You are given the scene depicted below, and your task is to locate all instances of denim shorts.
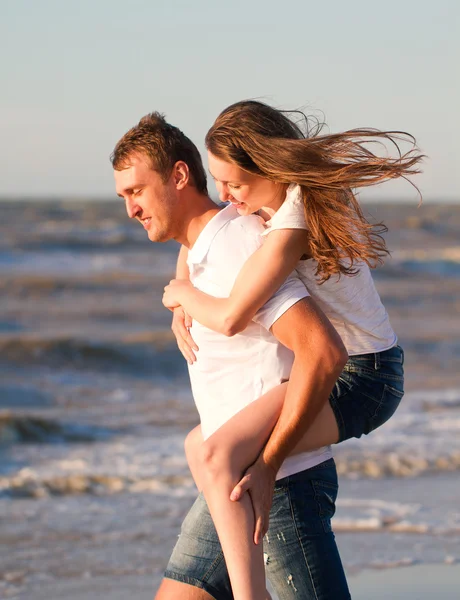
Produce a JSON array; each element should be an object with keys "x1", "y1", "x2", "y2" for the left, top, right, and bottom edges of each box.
[
  {"x1": 165, "y1": 458, "x2": 351, "y2": 600},
  {"x1": 330, "y1": 344, "x2": 405, "y2": 442}
]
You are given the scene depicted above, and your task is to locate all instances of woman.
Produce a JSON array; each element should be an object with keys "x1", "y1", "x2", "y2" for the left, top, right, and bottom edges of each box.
[{"x1": 163, "y1": 100, "x2": 423, "y2": 600}]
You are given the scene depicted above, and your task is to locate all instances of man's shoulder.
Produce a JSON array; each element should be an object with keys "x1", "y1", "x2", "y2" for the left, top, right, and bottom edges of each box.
[
  {"x1": 205, "y1": 207, "x2": 264, "y2": 272},
  {"x1": 220, "y1": 206, "x2": 266, "y2": 238}
]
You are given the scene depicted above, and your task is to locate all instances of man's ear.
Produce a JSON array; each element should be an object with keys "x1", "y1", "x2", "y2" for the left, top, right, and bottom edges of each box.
[{"x1": 173, "y1": 161, "x2": 190, "y2": 190}]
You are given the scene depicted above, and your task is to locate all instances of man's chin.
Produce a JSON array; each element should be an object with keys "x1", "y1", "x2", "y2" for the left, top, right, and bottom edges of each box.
[{"x1": 147, "y1": 229, "x2": 170, "y2": 243}]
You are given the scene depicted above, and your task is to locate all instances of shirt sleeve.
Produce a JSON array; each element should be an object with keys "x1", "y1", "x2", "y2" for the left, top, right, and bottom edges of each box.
[
  {"x1": 261, "y1": 184, "x2": 308, "y2": 236},
  {"x1": 225, "y1": 214, "x2": 310, "y2": 331},
  {"x1": 253, "y1": 273, "x2": 310, "y2": 331}
]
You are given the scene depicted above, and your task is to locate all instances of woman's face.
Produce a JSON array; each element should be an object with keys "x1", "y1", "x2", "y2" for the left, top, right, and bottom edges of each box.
[{"x1": 208, "y1": 152, "x2": 284, "y2": 216}]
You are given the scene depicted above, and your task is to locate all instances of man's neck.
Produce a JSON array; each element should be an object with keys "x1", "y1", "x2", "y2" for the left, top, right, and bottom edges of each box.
[{"x1": 175, "y1": 192, "x2": 221, "y2": 249}]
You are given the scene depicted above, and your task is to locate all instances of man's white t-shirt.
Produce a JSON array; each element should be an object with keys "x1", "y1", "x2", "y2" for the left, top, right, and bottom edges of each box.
[{"x1": 187, "y1": 204, "x2": 332, "y2": 480}]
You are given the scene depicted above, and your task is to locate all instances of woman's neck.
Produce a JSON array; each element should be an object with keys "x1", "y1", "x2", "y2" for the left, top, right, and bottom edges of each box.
[{"x1": 259, "y1": 183, "x2": 289, "y2": 221}]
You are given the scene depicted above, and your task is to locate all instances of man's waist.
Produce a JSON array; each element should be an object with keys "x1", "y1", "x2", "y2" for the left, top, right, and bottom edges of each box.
[{"x1": 276, "y1": 447, "x2": 334, "y2": 481}]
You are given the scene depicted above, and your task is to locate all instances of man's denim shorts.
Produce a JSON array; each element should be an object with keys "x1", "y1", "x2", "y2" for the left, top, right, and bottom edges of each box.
[
  {"x1": 165, "y1": 458, "x2": 351, "y2": 600},
  {"x1": 330, "y1": 344, "x2": 405, "y2": 442}
]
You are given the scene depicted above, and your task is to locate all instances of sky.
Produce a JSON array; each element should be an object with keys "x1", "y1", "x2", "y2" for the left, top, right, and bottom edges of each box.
[{"x1": 1, "y1": 0, "x2": 459, "y2": 202}]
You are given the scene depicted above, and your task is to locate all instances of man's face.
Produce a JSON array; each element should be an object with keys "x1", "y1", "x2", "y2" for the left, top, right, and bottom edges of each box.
[{"x1": 114, "y1": 153, "x2": 178, "y2": 243}]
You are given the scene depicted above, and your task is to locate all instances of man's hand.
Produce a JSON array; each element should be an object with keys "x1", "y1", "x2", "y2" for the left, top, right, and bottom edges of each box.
[
  {"x1": 171, "y1": 307, "x2": 198, "y2": 364},
  {"x1": 230, "y1": 456, "x2": 277, "y2": 545}
]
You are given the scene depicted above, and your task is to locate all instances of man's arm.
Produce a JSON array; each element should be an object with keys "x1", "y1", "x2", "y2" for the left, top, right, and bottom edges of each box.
[
  {"x1": 175, "y1": 245, "x2": 190, "y2": 279},
  {"x1": 262, "y1": 296, "x2": 347, "y2": 474},
  {"x1": 230, "y1": 294, "x2": 347, "y2": 544},
  {"x1": 170, "y1": 246, "x2": 198, "y2": 364}
]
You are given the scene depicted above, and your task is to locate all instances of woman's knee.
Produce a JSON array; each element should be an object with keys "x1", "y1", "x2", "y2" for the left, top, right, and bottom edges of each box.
[
  {"x1": 200, "y1": 439, "x2": 235, "y2": 482},
  {"x1": 184, "y1": 426, "x2": 202, "y2": 465},
  {"x1": 184, "y1": 428, "x2": 233, "y2": 482}
]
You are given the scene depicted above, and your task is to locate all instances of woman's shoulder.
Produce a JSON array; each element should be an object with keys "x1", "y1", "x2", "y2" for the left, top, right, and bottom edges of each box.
[{"x1": 265, "y1": 184, "x2": 308, "y2": 233}]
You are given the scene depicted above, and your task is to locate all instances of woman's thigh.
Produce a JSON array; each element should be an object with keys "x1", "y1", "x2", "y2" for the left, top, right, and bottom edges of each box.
[
  {"x1": 264, "y1": 459, "x2": 351, "y2": 600},
  {"x1": 202, "y1": 382, "x2": 287, "y2": 475}
]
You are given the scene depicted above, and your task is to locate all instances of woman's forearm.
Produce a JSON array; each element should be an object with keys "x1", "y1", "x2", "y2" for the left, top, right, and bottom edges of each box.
[
  {"x1": 178, "y1": 287, "x2": 239, "y2": 336},
  {"x1": 174, "y1": 246, "x2": 241, "y2": 335}
]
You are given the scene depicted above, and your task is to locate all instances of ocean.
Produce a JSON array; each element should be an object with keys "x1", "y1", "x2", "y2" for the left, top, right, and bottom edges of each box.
[{"x1": 0, "y1": 199, "x2": 459, "y2": 598}]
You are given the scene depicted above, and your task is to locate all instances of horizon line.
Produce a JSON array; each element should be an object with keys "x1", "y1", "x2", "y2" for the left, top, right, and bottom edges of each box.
[{"x1": 0, "y1": 195, "x2": 458, "y2": 205}]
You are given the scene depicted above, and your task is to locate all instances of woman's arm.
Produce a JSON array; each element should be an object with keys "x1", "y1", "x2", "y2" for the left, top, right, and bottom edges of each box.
[{"x1": 163, "y1": 229, "x2": 307, "y2": 336}]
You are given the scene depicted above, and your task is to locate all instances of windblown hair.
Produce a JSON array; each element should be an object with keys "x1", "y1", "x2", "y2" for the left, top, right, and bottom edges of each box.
[
  {"x1": 111, "y1": 112, "x2": 208, "y2": 194},
  {"x1": 205, "y1": 100, "x2": 424, "y2": 281}
]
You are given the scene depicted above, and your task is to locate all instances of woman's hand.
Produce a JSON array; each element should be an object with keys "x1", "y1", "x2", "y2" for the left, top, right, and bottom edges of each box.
[
  {"x1": 230, "y1": 456, "x2": 277, "y2": 545},
  {"x1": 171, "y1": 306, "x2": 198, "y2": 364},
  {"x1": 163, "y1": 279, "x2": 193, "y2": 310}
]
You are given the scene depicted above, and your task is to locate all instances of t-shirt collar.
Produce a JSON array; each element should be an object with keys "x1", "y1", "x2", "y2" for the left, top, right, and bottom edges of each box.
[{"x1": 187, "y1": 204, "x2": 238, "y2": 265}]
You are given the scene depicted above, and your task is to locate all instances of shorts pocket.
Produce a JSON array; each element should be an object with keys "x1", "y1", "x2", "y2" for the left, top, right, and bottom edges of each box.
[{"x1": 368, "y1": 383, "x2": 405, "y2": 433}]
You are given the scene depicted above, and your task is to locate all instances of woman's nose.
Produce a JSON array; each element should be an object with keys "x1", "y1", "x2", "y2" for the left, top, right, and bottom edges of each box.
[{"x1": 219, "y1": 184, "x2": 232, "y2": 203}]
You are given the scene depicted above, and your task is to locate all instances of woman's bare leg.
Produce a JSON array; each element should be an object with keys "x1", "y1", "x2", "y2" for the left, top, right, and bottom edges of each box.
[
  {"x1": 184, "y1": 426, "x2": 204, "y2": 491},
  {"x1": 197, "y1": 384, "x2": 286, "y2": 600},
  {"x1": 186, "y1": 391, "x2": 339, "y2": 484},
  {"x1": 291, "y1": 396, "x2": 340, "y2": 453}
]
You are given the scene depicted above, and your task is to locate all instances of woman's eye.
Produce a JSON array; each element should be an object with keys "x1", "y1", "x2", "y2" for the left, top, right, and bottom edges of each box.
[{"x1": 228, "y1": 184, "x2": 241, "y2": 190}]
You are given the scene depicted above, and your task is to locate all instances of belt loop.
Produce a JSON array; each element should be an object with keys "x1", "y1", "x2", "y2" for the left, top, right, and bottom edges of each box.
[{"x1": 374, "y1": 352, "x2": 381, "y2": 370}]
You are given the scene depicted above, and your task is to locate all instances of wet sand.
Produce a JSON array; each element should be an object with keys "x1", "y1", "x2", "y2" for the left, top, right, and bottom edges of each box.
[
  {"x1": 15, "y1": 564, "x2": 459, "y2": 599},
  {"x1": 348, "y1": 563, "x2": 460, "y2": 599}
]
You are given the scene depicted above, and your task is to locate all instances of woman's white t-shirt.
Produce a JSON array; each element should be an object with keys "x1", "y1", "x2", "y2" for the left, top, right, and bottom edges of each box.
[{"x1": 262, "y1": 185, "x2": 397, "y2": 355}]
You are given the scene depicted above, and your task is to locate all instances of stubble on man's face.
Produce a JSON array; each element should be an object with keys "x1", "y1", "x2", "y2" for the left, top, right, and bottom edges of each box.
[{"x1": 114, "y1": 154, "x2": 178, "y2": 243}]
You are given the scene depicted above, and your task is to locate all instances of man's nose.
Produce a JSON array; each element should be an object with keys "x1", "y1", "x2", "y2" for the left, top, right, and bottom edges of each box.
[{"x1": 125, "y1": 196, "x2": 140, "y2": 219}]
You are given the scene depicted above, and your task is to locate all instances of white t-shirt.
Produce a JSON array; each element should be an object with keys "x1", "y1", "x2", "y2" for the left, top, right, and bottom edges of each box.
[
  {"x1": 262, "y1": 185, "x2": 397, "y2": 355},
  {"x1": 187, "y1": 204, "x2": 333, "y2": 480}
]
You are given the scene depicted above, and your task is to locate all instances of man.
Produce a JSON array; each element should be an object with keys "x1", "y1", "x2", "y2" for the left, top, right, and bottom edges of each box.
[{"x1": 112, "y1": 113, "x2": 351, "y2": 599}]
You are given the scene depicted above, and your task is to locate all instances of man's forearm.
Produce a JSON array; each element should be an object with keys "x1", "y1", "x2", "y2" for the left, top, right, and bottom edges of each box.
[
  {"x1": 262, "y1": 297, "x2": 348, "y2": 474},
  {"x1": 260, "y1": 349, "x2": 344, "y2": 474}
]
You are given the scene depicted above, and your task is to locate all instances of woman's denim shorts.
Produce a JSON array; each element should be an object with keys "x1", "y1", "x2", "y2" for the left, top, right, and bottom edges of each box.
[{"x1": 330, "y1": 344, "x2": 405, "y2": 442}]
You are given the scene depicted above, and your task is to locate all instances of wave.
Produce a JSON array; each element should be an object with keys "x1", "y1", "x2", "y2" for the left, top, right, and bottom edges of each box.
[
  {"x1": 386, "y1": 247, "x2": 460, "y2": 279},
  {"x1": 335, "y1": 450, "x2": 460, "y2": 479},
  {"x1": 420, "y1": 389, "x2": 460, "y2": 412},
  {"x1": 393, "y1": 247, "x2": 460, "y2": 263},
  {"x1": 0, "y1": 331, "x2": 186, "y2": 377},
  {"x1": 0, "y1": 320, "x2": 23, "y2": 332},
  {"x1": 0, "y1": 385, "x2": 52, "y2": 408},
  {"x1": 0, "y1": 471, "x2": 195, "y2": 499},
  {"x1": 0, "y1": 272, "x2": 160, "y2": 295},
  {"x1": 0, "y1": 414, "x2": 113, "y2": 445}
]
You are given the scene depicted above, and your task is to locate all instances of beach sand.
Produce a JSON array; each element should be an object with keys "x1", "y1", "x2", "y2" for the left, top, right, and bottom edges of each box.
[
  {"x1": 348, "y1": 564, "x2": 460, "y2": 599},
  {"x1": 17, "y1": 564, "x2": 459, "y2": 599}
]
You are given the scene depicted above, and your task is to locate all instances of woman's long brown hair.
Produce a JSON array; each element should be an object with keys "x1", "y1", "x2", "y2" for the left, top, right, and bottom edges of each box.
[{"x1": 205, "y1": 100, "x2": 424, "y2": 281}]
